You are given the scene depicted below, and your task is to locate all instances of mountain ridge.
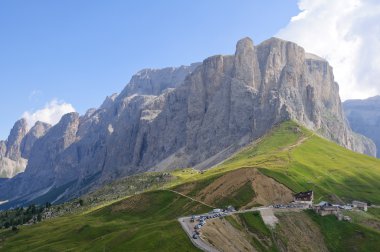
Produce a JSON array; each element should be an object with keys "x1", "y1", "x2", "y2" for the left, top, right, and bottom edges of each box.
[{"x1": 0, "y1": 37, "x2": 376, "y2": 209}]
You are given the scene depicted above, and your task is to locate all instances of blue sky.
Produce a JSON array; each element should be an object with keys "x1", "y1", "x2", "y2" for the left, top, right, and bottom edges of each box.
[{"x1": 0, "y1": 0, "x2": 299, "y2": 139}]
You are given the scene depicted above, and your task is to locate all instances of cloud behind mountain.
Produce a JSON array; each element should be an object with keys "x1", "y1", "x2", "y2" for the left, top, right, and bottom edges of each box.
[
  {"x1": 22, "y1": 99, "x2": 75, "y2": 128},
  {"x1": 277, "y1": 0, "x2": 380, "y2": 100}
]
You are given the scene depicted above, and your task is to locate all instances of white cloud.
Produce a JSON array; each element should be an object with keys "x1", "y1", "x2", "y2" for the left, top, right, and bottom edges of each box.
[
  {"x1": 277, "y1": 0, "x2": 380, "y2": 100},
  {"x1": 22, "y1": 99, "x2": 76, "y2": 128}
]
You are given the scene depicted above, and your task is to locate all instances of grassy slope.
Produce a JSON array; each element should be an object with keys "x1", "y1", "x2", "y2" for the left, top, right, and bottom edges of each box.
[
  {"x1": 209, "y1": 121, "x2": 380, "y2": 204},
  {"x1": 172, "y1": 121, "x2": 380, "y2": 206},
  {"x1": 1, "y1": 120, "x2": 380, "y2": 251},
  {"x1": 224, "y1": 212, "x2": 276, "y2": 252},
  {"x1": 238, "y1": 212, "x2": 277, "y2": 252},
  {"x1": 173, "y1": 171, "x2": 258, "y2": 210},
  {"x1": 306, "y1": 210, "x2": 380, "y2": 252},
  {"x1": 0, "y1": 191, "x2": 210, "y2": 251}
]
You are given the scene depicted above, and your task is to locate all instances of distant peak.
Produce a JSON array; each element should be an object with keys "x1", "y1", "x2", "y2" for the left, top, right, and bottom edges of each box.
[{"x1": 15, "y1": 118, "x2": 28, "y2": 127}]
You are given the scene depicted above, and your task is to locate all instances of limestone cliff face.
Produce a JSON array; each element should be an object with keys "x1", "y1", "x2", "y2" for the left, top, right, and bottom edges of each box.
[
  {"x1": 5, "y1": 119, "x2": 28, "y2": 160},
  {"x1": 0, "y1": 120, "x2": 50, "y2": 178},
  {"x1": 21, "y1": 121, "x2": 51, "y2": 159},
  {"x1": 0, "y1": 37, "x2": 375, "y2": 208},
  {"x1": 120, "y1": 63, "x2": 201, "y2": 97}
]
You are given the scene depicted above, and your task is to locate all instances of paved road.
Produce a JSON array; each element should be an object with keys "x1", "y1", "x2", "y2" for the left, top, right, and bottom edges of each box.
[
  {"x1": 178, "y1": 207, "x2": 270, "y2": 252},
  {"x1": 178, "y1": 216, "x2": 219, "y2": 252},
  {"x1": 178, "y1": 205, "x2": 308, "y2": 252}
]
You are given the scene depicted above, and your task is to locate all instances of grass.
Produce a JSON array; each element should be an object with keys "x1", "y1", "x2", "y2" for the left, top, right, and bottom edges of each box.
[
  {"x1": 215, "y1": 181, "x2": 256, "y2": 209},
  {"x1": 307, "y1": 210, "x2": 380, "y2": 252},
  {"x1": 2, "y1": 120, "x2": 380, "y2": 251},
  {"x1": 171, "y1": 121, "x2": 380, "y2": 208},
  {"x1": 368, "y1": 208, "x2": 380, "y2": 219},
  {"x1": 240, "y1": 212, "x2": 277, "y2": 252},
  {"x1": 207, "y1": 121, "x2": 380, "y2": 204},
  {"x1": 173, "y1": 174, "x2": 222, "y2": 198},
  {"x1": 226, "y1": 212, "x2": 277, "y2": 252},
  {"x1": 239, "y1": 212, "x2": 271, "y2": 238},
  {"x1": 174, "y1": 174, "x2": 257, "y2": 210},
  {"x1": 0, "y1": 190, "x2": 210, "y2": 251}
]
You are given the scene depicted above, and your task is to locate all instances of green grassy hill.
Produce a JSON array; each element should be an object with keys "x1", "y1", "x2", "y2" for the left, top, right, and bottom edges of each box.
[
  {"x1": 1, "y1": 120, "x2": 380, "y2": 251},
  {"x1": 174, "y1": 121, "x2": 380, "y2": 205},
  {"x1": 0, "y1": 190, "x2": 210, "y2": 251}
]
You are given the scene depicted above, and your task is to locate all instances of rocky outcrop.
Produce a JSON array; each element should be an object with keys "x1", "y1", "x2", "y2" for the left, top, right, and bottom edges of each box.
[
  {"x1": 5, "y1": 119, "x2": 28, "y2": 160},
  {"x1": 344, "y1": 96, "x2": 380, "y2": 157},
  {"x1": 0, "y1": 120, "x2": 51, "y2": 178},
  {"x1": 0, "y1": 141, "x2": 6, "y2": 157},
  {"x1": 0, "y1": 37, "x2": 375, "y2": 208},
  {"x1": 0, "y1": 158, "x2": 27, "y2": 178},
  {"x1": 120, "y1": 63, "x2": 201, "y2": 97},
  {"x1": 21, "y1": 121, "x2": 51, "y2": 159},
  {"x1": 11, "y1": 113, "x2": 80, "y2": 200}
]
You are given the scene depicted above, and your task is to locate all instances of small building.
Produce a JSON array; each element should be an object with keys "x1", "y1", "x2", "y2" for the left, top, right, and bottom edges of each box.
[
  {"x1": 315, "y1": 206, "x2": 340, "y2": 216},
  {"x1": 294, "y1": 190, "x2": 314, "y2": 206},
  {"x1": 352, "y1": 201, "x2": 367, "y2": 211},
  {"x1": 313, "y1": 201, "x2": 340, "y2": 216}
]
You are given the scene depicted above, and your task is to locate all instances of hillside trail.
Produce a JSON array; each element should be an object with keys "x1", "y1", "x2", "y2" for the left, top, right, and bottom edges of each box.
[
  {"x1": 281, "y1": 132, "x2": 314, "y2": 152},
  {"x1": 165, "y1": 189, "x2": 216, "y2": 209}
]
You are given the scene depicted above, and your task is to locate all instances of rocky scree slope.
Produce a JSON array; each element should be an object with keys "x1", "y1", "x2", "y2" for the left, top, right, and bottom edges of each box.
[
  {"x1": 344, "y1": 95, "x2": 380, "y2": 157},
  {"x1": 0, "y1": 37, "x2": 375, "y2": 208}
]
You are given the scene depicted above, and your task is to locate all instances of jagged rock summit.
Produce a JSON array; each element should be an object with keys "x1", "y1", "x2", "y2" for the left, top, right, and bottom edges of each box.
[
  {"x1": 0, "y1": 120, "x2": 51, "y2": 178},
  {"x1": 0, "y1": 37, "x2": 376, "y2": 208}
]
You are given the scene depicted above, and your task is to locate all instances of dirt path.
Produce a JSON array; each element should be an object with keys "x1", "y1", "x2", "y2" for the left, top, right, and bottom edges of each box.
[
  {"x1": 281, "y1": 133, "x2": 314, "y2": 152},
  {"x1": 165, "y1": 189, "x2": 216, "y2": 208}
]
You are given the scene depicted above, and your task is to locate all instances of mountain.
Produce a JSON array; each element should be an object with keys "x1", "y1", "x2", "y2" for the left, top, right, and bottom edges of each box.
[
  {"x1": 0, "y1": 120, "x2": 51, "y2": 178},
  {"x1": 1, "y1": 121, "x2": 380, "y2": 251},
  {"x1": 343, "y1": 96, "x2": 380, "y2": 157},
  {"x1": 0, "y1": 37, "x2": 376, "y2": 209}
]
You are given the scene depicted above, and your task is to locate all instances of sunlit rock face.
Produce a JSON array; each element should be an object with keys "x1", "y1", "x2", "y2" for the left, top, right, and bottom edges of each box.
[
  {"x1": 0, "y1": 119, "x2": 51, "y2": 178},
  {"x1": 0, "y1": 37, "x2": 375, "y2": 208}
]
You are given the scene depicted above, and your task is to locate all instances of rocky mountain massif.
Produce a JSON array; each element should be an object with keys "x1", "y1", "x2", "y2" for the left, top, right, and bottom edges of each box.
[
  {"x1": 0, "y1": 120, "x2": 51, "y2": 178},
  {"x1": 0, "y1": 37, "x2": 376, "y2": 209},
  {"x1": 344, "y1": 95, "x2": 380, "y2": 157}
]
